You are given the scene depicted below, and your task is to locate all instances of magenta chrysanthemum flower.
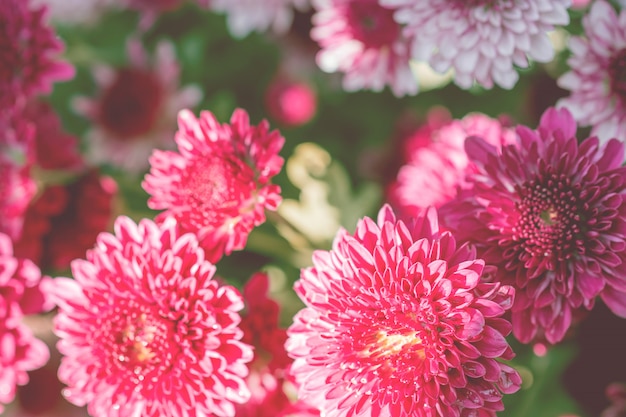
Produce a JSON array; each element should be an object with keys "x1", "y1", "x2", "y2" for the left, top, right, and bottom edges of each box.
[
  {"x1": 236, "y1": 272, "x2": 319, "y2": 417},
  {"x1": 206, "y1": 0, "x2": 309, "y2": 38},
  {"x1": 286, "y1": 205, "x2": 521, "y2": 417},
  {"x1": 381, "y1": 0, "x2": 569, "y2": 89},
  {"x1": 388, "y1": 110, "x2": 515, "y2": 219},
  {"x1": 441, "y1": 107, "x2": 626, "y2": 344},
  {"x1": 75, "y1": 38, "x2": 201, "y2": 172},
  {"x1": 311, "y1": 0, "x2": 418, "y2": 96},
  {"x1": 142, "y1": 108, "x2": 284, "y2": 263},
  {"x1": 0, "y1": 233, "x2": 51, "y2": 413},
  {"x1": 558, "y1": 0, "x2": 626, "y2": 143},
  {"x1": 0, "y1": 0, "x2": 74, "y2": 107},
  {"x1": 51, "y1": 216, "x2": 253, "y2": 417}
]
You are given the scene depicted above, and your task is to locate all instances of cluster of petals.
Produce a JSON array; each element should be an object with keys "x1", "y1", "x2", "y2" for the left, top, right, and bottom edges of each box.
[
  {"x1": 388, "y1": 109, "x2": 515, "y2": 219},
  {"x1": 142, "y1": 108, "x2": 284, "y2": 263},
  {"x1": 0, "y1": 233, "x2": 51, "y2": 413},
  {"x1": 50, "y1": 216, "x2": 253, "y2": 417},
  {"x1": 381, "y1": 0, "x2": 570, "y2": 90},
  {"x1": 0, "y1": 0, "x2": 74, "y2": 108},
  {"x1": 0, "y1": 111, "x2": 37, "y2": 242},
  {"x1": 236, "y1": 272, "x2": 319, "y2": 417},
  {"x1": 311, "y1": 0, "x2": 418, "y2": 96},
  {"x1": 286, "y1": 204, "x2": 521, "y2": 417},
  {"x1": 14, "y1": 170, "x2": 117, "y2": 271},
  {"x1": 207, "y1": 0, "x2": 310, "y2": 38},
  {"x1": 74, "y1": 38, "x2": 202, "y2": 172},
  {"x1": 441, "y1": 107, "x2": 626, "y2": 344},
  {"x1": 558, "y1": 0, "x2": 626, "y2": 143}
]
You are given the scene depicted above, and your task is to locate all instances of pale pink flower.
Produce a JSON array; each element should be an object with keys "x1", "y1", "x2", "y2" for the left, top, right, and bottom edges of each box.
[
  {"x1": 558, "y1": 0, "x2": 626, "y2": 143},
  {"x1": 0, "y1": 233, "x2": 51, "y2": 413},
  {"x1": 0, "y1": 0, "x2": 74, "y2": 107},
  {"x1": 51, "y1": 216, "x2": 253, "y2": 417},
  {"x1": 75, "y1": 39, "x2": 202, "y2": 172},
  {"x1": 441, "y1": 107, "x2": 626, "y2": 344},
  {"x1": 142, "y1": 108, "x2": 284, "y2": 263},
  {"x1": 311, "y1": 0, "x2": 418, "y2": 96},
  {"x1": 206, "y1": 0, "x2": 309, "y2": 38},
  {"x1": 286, "y1": 205, "x2": 521, "y2": 417},
  {"x1": 30, "y1": 0, "x2": 115, "y2": 26},
  {"x1": 388, "y1": 109, "x2": 515, "y2": 219},
  {"x1": 382, "y1": 0, "x2": 570, "y2": 89}
]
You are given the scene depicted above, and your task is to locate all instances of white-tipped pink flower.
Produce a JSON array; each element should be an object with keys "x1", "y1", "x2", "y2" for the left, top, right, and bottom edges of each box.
[
  {"x1": 206, "y1": 0, "x2": 309, "y2": 38},
  {"x1": 311, "y1": 0, "x2": 418, "y2": 96},
  {"x1": 382, "y1": 0, "x2": 570, "y2": 90},
  {"x1": 287, "y1": 205, "x2": 521, "y2": 417},
  {"x1": 558, "y1": 0, "x2": 626, "y2": 143},
  {"x1": 142, "y1": 108, "x2": 284, "y2": 263},
  {"x1": 75, "y1": 38, "x2": 202, "y2": 172},
  {"x1": 51, "y1": 216, "x2": 253, "y2": 417}
]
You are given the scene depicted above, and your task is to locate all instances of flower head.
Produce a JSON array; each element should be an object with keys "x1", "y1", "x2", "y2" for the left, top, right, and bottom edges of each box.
[
  {"x1": 0, "y1": 111, "x2": 37, "y2": 241},
  {"x1": 236, "y1": 272, "x2": 319, "y2": 417},
  {"x1": 558, "y1": 0, "x2": 626, "y2": 143},
  {"x1": 0, "y1": 0, "x2": 74, "y2": 107},
  {"x1": 142, "y1": 108, "x2": 284, "y2": 263},
  {"x1": 75, "y1": 38, "x2": 201, "y2": 172},
  {"x1": 381, "y1": 0, "x2": 570, "y2": 89},
  {"x1": 265, "y1": 78, "x2": 317, "y2": 127},
  {"x1": 311, "y1": 0, "x2": 418, "y2": 96},
  {"x1": 388, "y1": 110, "x2": 515, "y2": 219},
  {"x1": 206, "y1": 0, "x2": 309, "y2": 38},
  {"x1": 286, "y1": 205, "x2": 521, "y2": 417},
  {"x1": 14, "y1": 170, "x2": 117, "y2": 271},
  {"x1": 0, "y1": 233, "x2": 51, "y2": 413},
  {"x1": 51, "y1": 216, "x2": 253, "y2": 417},
  {"x1": 441, "y1": 107, "x2": 626, "y2": 344}
]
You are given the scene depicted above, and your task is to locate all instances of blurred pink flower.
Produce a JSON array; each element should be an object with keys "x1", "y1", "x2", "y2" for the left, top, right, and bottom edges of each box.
[
  {"x1": 387, "y1": 109, "x2": 515, "y2": 219},
  {"x1": 0, "y1": 111, "x2": 37, "y2": 241},
  {"x1": 558, "y1": 0, "x2": 626, "y2": 143},
  {"x1": 441, "y1": 107, "x2": 626, "y2": 344},
  {"x1": 0, "y1": 233, "x2": 51, "y2": 413},
  {"x1": 602, "y1": 382, "x2": 626, "y2": 417},
  {"x1": 30, "y1": 0, "x2": 115, "y2": 26},
  {"x1": 142, "y1": 108, "x2": 284, "y2": 263},
  {"x1": 51, "y1": 216, "x2": 253, "y2": 417},
  {"x1": 286, "y1": 205, "x2": 520, "y2": 417},
  {"x1": 206, "y1": 0, "x2": 309, "y2": 38},
  {"x1": 75, "y1": 39, "x2": 202, "y2": 172},
  {"x1": 0, "y1": 0, "x2": 74, "y2": 108},
  {"x1": 265, "y1": 78, "x2": 317, "y2": 127},
  {"x1": 236, "y1": 272, "x2": 319, "y2": 417},
  {"x1": 311, "y1": 0, "x2": 417, "y2": 96},
  {"x1": 381, "y1": 0, "x2": 569, "y2": 89},
  {"x1": 14, "y1": 170, "x2": 117, "y2": 271}
]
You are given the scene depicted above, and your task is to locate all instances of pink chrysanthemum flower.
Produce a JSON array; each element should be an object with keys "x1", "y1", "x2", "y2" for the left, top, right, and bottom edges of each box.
[
  {"x1": 441, "y1": 107, "x2": 626, "y2": 344},
  {"x1": 388, "y1": 110, "x2": 515, "y2": 219},
  {"x1": 265, "y1": 78, "x2": 317, "y2": 127},
  {"x1": 381, "y1": 0, "x2": 570, "y2": 90},
  {"x1": 236, "y1": 272, "x2": 319, "y2": 417},
  {"x1": 558, "y1": 0, "x2": 626, "y2": 143},
  {"x1": 311, "y1": 0, "x2": 418, "y2": 97},
  {"x1": 0, "y1": 112, "x2": 37, "y2": 241},
  {"x1": 142, "y1": 108, "x2": 284, "y2": 263},
  {"x1": 286, "y1": 205, "x2": 521, "y2": 417},
  {"x1": 75, "y1": 39, "x2": 202, "y2": 172},
  {"x1": 51, "y1": 216, "x2": 253, "y2": 417},
  {"x1": 206, "y1": 0, "x2": 309, "y2": 38},
  {"x1": 0, "y1": 233, "x2": 51, "y2": 413},
  {"x1": 0, "y1": 0, "x2": 74, "y2": 107}
]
